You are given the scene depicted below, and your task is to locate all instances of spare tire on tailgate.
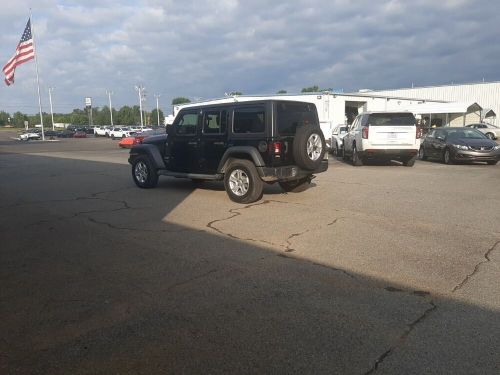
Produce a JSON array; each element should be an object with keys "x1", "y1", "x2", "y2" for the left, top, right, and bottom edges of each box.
[{"x1": 293, "y1": 125, "x2": 326, "y2": 170}]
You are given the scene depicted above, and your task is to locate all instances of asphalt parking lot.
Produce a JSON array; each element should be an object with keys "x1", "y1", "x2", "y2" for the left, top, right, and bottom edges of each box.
[{"x1": 1, "y1": 131, "x2": 499, "y2": 374}]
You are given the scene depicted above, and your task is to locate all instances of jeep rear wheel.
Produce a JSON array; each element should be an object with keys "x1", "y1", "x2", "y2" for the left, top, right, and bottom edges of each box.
[
  {"x1": 293, "y1": 125, "x2": 326, "y2": 170},
  {"x1": 132, "y1": 155, "x2": 159, "y2": 188},
  {"x1": 224, "y1": 160, "x2": 263, "y2": 204},
  {"x1": 279, "y1": 176, "x2": 311, "y2": 193}
]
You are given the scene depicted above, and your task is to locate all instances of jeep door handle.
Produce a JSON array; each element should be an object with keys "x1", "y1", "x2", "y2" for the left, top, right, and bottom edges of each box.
[
  {"x1": 187, "y1": 141, "x2": 197, "y2": 146},
  {"x1": 213, "y1": 141, "x2": 225, "y2": 145}
]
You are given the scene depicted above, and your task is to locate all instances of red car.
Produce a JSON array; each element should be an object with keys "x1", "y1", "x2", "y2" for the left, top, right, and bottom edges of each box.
[
  {"x1": 73, "y1": 130, "x2": 87, "y2": 138},
  {"x1": 119, "y1": 130, "x2": 165, "y2": 148}
]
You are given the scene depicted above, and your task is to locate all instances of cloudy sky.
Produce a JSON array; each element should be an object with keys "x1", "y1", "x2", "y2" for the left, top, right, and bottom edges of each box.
[{"x1": 0, "y1": 0, "x2": 498, "y2": 115}]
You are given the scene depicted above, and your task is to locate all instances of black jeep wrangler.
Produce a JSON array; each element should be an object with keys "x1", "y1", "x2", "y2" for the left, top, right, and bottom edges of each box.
[{"x1": 128, "y1": 99, "x2": 328, "y2": 203}]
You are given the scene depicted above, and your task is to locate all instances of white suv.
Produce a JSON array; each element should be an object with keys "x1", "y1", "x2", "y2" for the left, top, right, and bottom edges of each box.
[
  {"x1": 109, "y1": 127, "x2": 133, "y2": 139},
  {"x1": 342, "y1": 112, "x2": 421, "y2": 167}
]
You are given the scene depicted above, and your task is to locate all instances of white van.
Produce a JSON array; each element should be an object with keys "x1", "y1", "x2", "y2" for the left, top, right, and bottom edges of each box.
[{"x1": 342, "y1": 112, "x2": 421, "y2": 166}]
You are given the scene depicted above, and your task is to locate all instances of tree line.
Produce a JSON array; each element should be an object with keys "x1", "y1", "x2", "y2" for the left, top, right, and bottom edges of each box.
[
  {"x1": 0, "y1": 105, "x2": 165, "y2": 128},
  {"x1": 1, "y1": 87, "x2": 330, "y2": 128}
]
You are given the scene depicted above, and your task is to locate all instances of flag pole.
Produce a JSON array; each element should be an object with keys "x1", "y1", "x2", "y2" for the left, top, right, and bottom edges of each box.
[{"x1": 29, "y1": 9, "x2": 45, "y2": 141}]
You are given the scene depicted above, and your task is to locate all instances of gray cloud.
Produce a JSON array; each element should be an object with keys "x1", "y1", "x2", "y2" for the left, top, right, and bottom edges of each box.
[{"x1": 0, "y1": 0, "x2": 498, "y2": 115}]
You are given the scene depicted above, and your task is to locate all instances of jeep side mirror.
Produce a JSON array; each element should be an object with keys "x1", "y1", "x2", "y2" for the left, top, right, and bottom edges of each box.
[{"x1": 165, "y1": 125, "x2": 173, "y2": 135}]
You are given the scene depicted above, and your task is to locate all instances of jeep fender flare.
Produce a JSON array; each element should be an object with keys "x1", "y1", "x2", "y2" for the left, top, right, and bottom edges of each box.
[
  {"x1": 218, "y1": 146, "x2": 265, "y2": 175},
  {"x1": 130, "y1": 144, "x2": 166, "y2": 169}
]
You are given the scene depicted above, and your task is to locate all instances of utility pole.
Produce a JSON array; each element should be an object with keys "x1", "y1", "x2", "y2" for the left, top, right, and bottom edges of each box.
[
  {"x1": 134, "y1": 85, "x2": 145, "y2": 128},
  {"x1": 106, "y1": 89, "x2": 114, "y2": 126},
  {"x1": 48, "y1": 86, "x2": 55, "y2": 130},
  {"x1": 154, "y1": 94, "x2": 161, "y2": 127}
]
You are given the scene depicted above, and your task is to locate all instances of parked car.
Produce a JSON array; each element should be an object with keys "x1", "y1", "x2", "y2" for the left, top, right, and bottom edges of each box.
[
  {"x1": 57, "y1": 129, "x2": 74, "y2": 138},
  {"x1": 331, "y1": 124, "x2": 348, "y2": 156},
  {"x1": 419, "y1": 127, "x2": 500, "y2": 165},
  {"x1": 129, "y1": 100, "x2": 328, "y2": 203},
  {"x1": 466, "y1": 123, "x2": 500, "y2": 140},
  {"x1": 343, "y1": 111, "x2": 421, "y2": 167},
  {"x1": 109, "y1": 127, "x2": 134, "y2": 139},
  {"x1": 73, "y1": 130, "x2": 87, "y2": 138},
  {"x1": 119, "y1": 129, "x2": 166, "y2": 149},
  {"x1": 19, "y1": 131, "x2": 41, "y2": 141},
  {"x1": 94, "y1": 126, "x2": 110, "y2": 137}
]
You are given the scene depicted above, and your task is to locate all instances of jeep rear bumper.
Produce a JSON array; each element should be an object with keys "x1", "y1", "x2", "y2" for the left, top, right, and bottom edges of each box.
[{"x1": 258, "y1": 160, "x2": 328, "y2": 182}]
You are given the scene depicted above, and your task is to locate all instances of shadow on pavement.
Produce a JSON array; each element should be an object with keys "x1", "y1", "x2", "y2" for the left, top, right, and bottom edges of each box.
[{"x1": 0, "y1": 153, "x2": 499, "y2": 375}]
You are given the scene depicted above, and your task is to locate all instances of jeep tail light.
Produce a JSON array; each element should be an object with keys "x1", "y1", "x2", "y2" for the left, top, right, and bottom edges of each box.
[
  {"x1": 362, "y1": 126, "x2": 369, "y2": 139},
  {"x1": 273, "y1": 141, "x2": 282, "y2": 154},
  {"x1": 269, "y1": 141, "x2": 282, "y2": 155},
  {"x1": 416, "y1": 127, "x2": 422, "y2": 139}
]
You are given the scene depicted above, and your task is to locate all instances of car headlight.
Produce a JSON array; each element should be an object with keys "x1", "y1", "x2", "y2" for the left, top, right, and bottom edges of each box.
[
  {"x1": 494, "y1": 145, "x2": 500, "y2": 150},
  {"x1": 452, "y1": 144, "x2": 469, "y2": 150}
]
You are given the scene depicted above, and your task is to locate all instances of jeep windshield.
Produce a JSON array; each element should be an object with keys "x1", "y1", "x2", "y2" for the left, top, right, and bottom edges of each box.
[
  {"x1": 276, "y1": 102, "x2": 318, "y2": 135},
  {"x1": 368, "y1": 113, "x2": 416, "y2": 126}
]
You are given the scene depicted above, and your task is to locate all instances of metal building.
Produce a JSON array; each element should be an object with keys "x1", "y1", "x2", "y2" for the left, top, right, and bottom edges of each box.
[{"x1": 367, "y1": 81, "x2": 500, "y2": 125}]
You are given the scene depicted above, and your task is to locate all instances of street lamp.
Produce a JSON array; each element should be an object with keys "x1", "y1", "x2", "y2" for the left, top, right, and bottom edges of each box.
[
  {"x1": 106, "y1": 89, "x2": 114, "y2": 126},
  {"x1": 134, "y1": 85, "x2": 145, "y2": 128},
  {"x1": 154, "y1": 94, "x2": 161, "y2": 127},
  {"x1": 48, "y1": 86, "x2": 55, "y2": 130}
]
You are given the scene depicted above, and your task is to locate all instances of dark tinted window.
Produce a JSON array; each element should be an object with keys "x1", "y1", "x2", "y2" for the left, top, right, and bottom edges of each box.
[
  {"x1": 367, "y1": 113, "x2": 416, "y2": 126},
  {"x1": 445, "y1": 128, "x2": 487, "y2": 140},
  {"x1": 203, "y1": 110, "x2": 227, "y2": 134},
  {"x1": 277, "y1": 102, "x2": 317, "y2": 135},
  {"x1": 233, "y1": 106, "x2": 265, "y2": 133},
  {"x1": 174, "y1": 111, "x2": 198, "y2": 135}
]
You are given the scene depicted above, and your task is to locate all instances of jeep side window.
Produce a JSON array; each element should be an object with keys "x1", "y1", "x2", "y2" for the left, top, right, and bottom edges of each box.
[
  {"x1": 233, "y1": 107, "x2": 265, "y2": 133},
  {"x1": 203, "y1": 110, "x2": 227, "y2": 134},
  {"x1": 174, "y1": 111, "x2": 198, "y2": 135}
]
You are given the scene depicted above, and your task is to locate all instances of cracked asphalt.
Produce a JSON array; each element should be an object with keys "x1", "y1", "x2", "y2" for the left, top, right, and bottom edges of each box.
[{"x1": 1, "y1": 132, "x2": 499, "y2": 374}]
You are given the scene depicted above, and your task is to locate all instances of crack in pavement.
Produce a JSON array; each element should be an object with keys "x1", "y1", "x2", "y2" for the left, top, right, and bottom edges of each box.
[
  {"x1": 452, "y1": 239, "x2": 500, "y2": 293},
  {"x1": 0, "y1": 186, "x2": 136, "y2": 210},
  {"x1": 206, "y1": 200, "x2": 290, "y2": 249},
  {"x1": 364, "y1": 300, "x2": 438, "y2": 375}
]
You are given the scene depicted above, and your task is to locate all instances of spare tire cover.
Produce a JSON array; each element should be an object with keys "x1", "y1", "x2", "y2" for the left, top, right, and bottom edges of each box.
[{"x1": 293, "y1": 125, "x2": 326, "y2": 170}]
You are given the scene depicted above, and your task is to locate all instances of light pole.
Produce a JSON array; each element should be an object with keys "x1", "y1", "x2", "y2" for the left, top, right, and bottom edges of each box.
[
  {"x1": 134, "y1": 85, "x2": 145, "y2": 128},
  {"x1": 154, "y1": 94, "x2": 161, "y2": 127},
  {"x1": 106, "y1": 89, "x2": 114, "y2": 126},
  {"x1": 48, "y1": 86, "x2": 55, "y2": 130}
]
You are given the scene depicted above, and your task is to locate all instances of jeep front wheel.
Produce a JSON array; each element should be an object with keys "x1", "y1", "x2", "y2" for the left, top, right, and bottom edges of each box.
[
  {"x1": 224, "y1": 160, "x2": 263, "y2": 204},
  {"x1": 132, "y1": 155, "x2": 159, "y2": 188}
]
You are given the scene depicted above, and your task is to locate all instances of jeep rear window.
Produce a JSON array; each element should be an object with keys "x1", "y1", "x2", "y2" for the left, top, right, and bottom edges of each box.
[
  {"x1": 233, "y1": 107, "x2": 265, "y2": 133},
  {"x1": 367, "y1": 113, "x2": 416, "y2": 126},
  {"x1": 277, "y1": 102, "x2": 317, "y2": 135}
]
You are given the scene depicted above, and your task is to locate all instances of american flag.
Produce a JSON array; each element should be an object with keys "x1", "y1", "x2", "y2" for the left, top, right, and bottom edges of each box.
[{"x1": 3, "y1": 19, "x2": 35, "y2": 86}]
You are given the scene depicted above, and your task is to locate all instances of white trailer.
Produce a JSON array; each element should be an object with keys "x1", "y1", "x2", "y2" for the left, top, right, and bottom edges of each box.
[{"x1": 173, "y1": 93, "x2": 445, "y2": 148}]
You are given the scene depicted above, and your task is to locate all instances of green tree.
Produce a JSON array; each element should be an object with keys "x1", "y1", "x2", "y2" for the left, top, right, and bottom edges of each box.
[
  {"x1": 12, "y1": 111, "x2": 28, "y2": 127},
  {"x1": 172, "y1": 97, "x2": 191, "y2": 105},
  {"x1": 276, "y1": 90, "x2": 287, "y2": 94},
  {"x1": 70, "y1": 109, "x2": 88, "y2": 125},
  {"x1": 301, "y1": 85, "x2": 320, "y2": 93},
  {"x1": 0, "y1": 111, "x2": 12, "y2": 126},
  {"x1": 151, "y1": 108, "x2": 165, "y2": 126},
  {"x1": 229, "y1": 91, "x2": 242, "y2": 96}
]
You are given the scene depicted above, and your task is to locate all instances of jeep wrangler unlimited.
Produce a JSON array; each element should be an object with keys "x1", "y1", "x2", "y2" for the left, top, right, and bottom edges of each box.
[{"x1": 128, "y1": 99, "x2": 328, "y2": 203}]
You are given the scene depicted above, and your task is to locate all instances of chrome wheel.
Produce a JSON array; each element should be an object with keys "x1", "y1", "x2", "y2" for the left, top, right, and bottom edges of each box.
[
  {"x1": 134, "y1": 161, "x2": 148, "y2": 184},
  {"x1": 228, "y1": 169, "x2": 249, "y2": 196},
  {"x1": 306, "y1": 133, "x2": 323, "y2": 161}
]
